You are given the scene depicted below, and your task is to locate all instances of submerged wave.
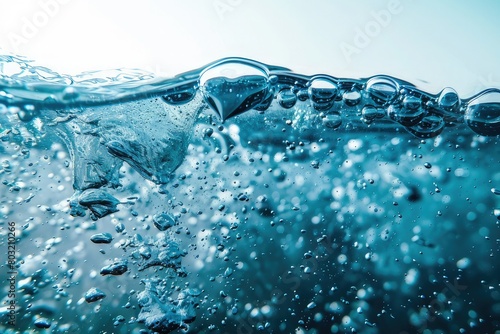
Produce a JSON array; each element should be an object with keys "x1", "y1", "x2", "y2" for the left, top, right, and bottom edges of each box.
[{"x1": 1, "y1": 55, "x2": 499, "y2": 333}]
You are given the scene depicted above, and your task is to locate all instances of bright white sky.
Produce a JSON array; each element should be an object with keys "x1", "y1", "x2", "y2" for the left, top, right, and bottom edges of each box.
[{"x1": 0, "y1": 0, "x2": 499, "y2": 96}]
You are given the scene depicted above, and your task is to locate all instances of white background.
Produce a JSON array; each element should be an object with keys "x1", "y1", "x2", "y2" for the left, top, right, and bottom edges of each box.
[{"x1": 0, "y1": 0, "x2": 499, "y2": 96}]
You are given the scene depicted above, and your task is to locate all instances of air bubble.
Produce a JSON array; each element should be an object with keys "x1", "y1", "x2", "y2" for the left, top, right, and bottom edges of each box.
[
  {"x1": 34, "y1": 318, "x2": 51, "y2": 329},
  {"x1": 90, "y1": 233, "x2": 113, "y2": 244},
  {"x1": 406, "y1": 115, "x2": 445, "y2": 138},
  {"x1": 387, "y1": 96, "x2": 426, "y2": 126},
  {"x1": 277, "y1": 88, "x2": 297, "y2": 109},
  {"x1": 200, "y1": 59, "x2": 269, "y2": 120},
  {"x1": 18, "y1": 104, "x2": 37, "y2": 122},
  {"x1": 361, "y1": 106, "x2": 385, "y2": 123},
  {"x1": 308, "y1": 77, "x2": 338, "y2": 111},
  {"x1": 153, "y1": 212, "x2": 176, "y2": 231},
  {"x1": 322, "y1": 113, "x2": 342, "y2": 129},
  {"x1": 85, "y1": 287, "x2": 107, "y2": 303},
  {"x1": 365, "y1": 76, "x2": 399, "y2": 105},
  {"x1": 342, "y1": 89, "x2": 361, "y2": 106},
  {"x1": 100, "y1": 259, "x2": 128, "y2": 276},
  {"x1": 464, "y1": 90, "x2": 500, "y2": 136},
  {"x1": 62, "y1": 87, "x2": 79, "y2": 100},
  {"x1": 438, "y1": 87, "x2": 461, "y2": 113},
  {"x1": 307, "y1": 302, "x2": 317, "y2": 309},
  {"x1": 162, "y1": 84, "x2": 197, "y2": 105}
]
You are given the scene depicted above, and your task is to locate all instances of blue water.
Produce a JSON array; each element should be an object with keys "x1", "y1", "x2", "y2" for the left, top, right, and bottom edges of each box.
[{"x1": 0, "y1": 54, "x2": 499, "y2": 333}]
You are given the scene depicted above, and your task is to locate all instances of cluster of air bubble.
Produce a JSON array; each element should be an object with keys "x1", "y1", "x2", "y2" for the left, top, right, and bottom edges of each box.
[
  {"x1": 121, "y1": 231, "x2": 188, "y2": 277},
  {"x1": 137, "y1": 278, "x2": 200, "y2": 333},
  {"x1": 173, "y1": 58, "x2": 499, "y2": 138},
  {"x1": 2, "y1": 55, "x2": 499, "y2": 139}
]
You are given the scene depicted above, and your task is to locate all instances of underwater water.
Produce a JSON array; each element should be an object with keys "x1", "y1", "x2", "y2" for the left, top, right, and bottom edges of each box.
[{"x1": 0, "y1": 53, "x2": 499, "y2": 334}]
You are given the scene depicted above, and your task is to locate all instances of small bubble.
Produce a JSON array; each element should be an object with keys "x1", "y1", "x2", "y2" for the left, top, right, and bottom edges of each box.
[
  {"x1": 34, "y1": 318, "x2": 51, "y2": 329},
  {"x1": 365, "y1": 76, "x2": 399, "y2": 105},
  {"x1": 90, "y1": 233, "x2": 113, "y2": 244},
  {"x1": 62, "y1": 87, "x2": 79, "y2": 100},
  {"x1": 465, "y1": 90, "x2": 500, "y2": 136},
  {"x1": 115, "y1": 223, "x2": 125, "y2": 233},
  {"x1": 438, "y1": 87, "x2": 460, "y2": 113},
  {"x1": 85, "y1": 287, "x2": 107, "y2": 303},
  {"x1": 322, "y1": 113, "x2": 342, "y2": 129},
  {"x1": 152, "y1": 212, "x2": 176, "y2": 231},
  {"x1": 307, "y1": 302, "x2": 317, "y2": 309},
  {"x1": 277, "y1": 88, "x2": 297, "y2": 109},
  {"x1": 342, "y1": 89, "x2": 361, "y2": 106}
]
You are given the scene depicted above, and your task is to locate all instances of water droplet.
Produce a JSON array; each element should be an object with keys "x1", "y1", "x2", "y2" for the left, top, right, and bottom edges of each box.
[
  {"x1": 365, "y1": 76, "x2": 399, "y2": 105},
  {"x1": 277, "y1": 88, "x2": 297, "y2": 109},
  {"x1": 322, "y1": 113, "x2": 342, "y2": 129},
  {"x1": 465, "y1": 90, "x2": 500, "y2": 136},
  {"x1": 200, "y1": 59, "x2": 269, "y2": 121},
  {"x1": 424, "y1": 162, "x2": 432, "y2": 169},
  {"x1": 406, "y1": 115, "x2": 445, "y2": 138},
  {"x1": 342, "y1": 89, "x2": 361, "y2": 106},
  {"x1": 491, "y1": 188, "x2": 500, "y2": 195}
]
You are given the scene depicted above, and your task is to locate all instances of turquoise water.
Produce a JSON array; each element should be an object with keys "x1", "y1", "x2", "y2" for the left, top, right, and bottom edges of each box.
[{"x1": 0, "y1": 54, "x2": 499, "y2": 333}]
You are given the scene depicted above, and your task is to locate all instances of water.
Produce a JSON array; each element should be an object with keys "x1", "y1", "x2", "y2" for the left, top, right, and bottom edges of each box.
[{"x1": 0, "y1": 54, "x2": 499, "y2": 333}]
